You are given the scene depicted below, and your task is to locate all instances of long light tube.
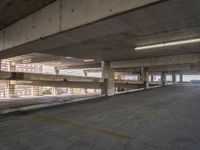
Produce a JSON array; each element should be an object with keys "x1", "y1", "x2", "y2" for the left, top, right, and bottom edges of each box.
[
  {"x1": 134, "y1": 38, "x2": 200, "y2": 50},
  {"x1": 83, "y1": 59, "x2": 94, "y2": 62}
]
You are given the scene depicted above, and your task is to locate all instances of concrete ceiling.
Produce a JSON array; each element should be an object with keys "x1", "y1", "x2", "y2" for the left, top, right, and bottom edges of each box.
[
  {"x1": 39, "y1": 0, "x2": 200, "y2": 60},
  {"x1": 0, "y1": 0, "x2": 56, "y2": 30},
  {"x1": 1, "y1": 0, "x2": 200, "y2": 62},
  {"x1": 4, "y1": 53, "x2": 101, "y2": 69}
]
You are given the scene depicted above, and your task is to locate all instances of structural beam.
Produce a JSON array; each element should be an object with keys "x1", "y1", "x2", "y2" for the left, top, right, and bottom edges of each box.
[
  {"x1": 11, "y1": 80, "x2": 102, "y2": 89},
  {"x1": 111, "y1": 54, "x2": 200, "y2": 69},
  {"x1": 0, "y1": 0, "x2": 160, "y2": 58},
  {"x1": 64, "y1": 63, "x2": 101, "y2": 69},
  {"x1": 0, "y1": 71, "x2": 103, "y2": 82}
]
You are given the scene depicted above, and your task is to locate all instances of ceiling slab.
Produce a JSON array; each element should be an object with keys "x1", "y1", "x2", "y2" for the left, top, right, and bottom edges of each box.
[
  {"x1": 0, "y1": 0, "x2": 56, "y2": 30},
  {"x1": 1, "y1": 0, "x2": 200, "y2": 62}
]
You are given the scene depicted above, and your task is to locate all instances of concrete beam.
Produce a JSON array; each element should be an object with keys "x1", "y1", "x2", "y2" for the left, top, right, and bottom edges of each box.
[
  {"x1": 14, "y1": 80, "x2": 102, "y2": 89},
  {"x1": 111, "y1": 54, "x2": 200, "y2": 69},
  {"x1": 83, "y1": 68, "x2": 102, "y2": 73},
  {"x1": 64, "y1": 63, "x2": 101, "y2": 69},
  {"x1": 115, "y1": 80, "x2": 144, "y2": 85},
  {"x1": 0, "y1": 71, "x2": 103, "y2": 82},
  {"x1": 147, "y1": 64, "x2": 200, "y2": 72},
  {"x1": 0, "y1": 0, "x2": 159, "y2": 58}
]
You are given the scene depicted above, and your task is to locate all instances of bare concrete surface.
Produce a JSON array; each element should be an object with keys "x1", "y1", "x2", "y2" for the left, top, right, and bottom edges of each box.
[
  {"x1": 0, "y1": 93, "x2": 99, "y2": 110},
  {"x1": 0, "y1": 84, "x2": 200, "y2": 150}
]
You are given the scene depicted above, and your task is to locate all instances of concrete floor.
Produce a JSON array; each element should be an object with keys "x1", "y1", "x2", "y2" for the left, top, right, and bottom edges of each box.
[{"x1": 0, "y1": 84, "x2": 200, "y2": 150}]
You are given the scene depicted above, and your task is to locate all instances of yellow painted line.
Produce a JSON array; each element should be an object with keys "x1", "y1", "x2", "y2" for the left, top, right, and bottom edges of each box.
[{"x1": 32, "y1": 113, "x2": 132, "y2": 141}]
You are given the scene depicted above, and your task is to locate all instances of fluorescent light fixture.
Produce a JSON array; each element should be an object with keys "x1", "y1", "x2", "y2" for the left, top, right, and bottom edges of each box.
[
  {"x1": 134, "y1": 38, "x2": 200, "y2": 50},
  {"x1": 83, "y1": 59, "x2": 94, "y2": 62},
  {"x1": 66, "y1": 57, "x2": 74, "y2": 59}
]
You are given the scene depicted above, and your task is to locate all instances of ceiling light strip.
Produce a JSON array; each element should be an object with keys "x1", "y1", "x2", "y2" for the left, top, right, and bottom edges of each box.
[{"x1": 134, "y1": 38, "x2": 200, "y2": 50}]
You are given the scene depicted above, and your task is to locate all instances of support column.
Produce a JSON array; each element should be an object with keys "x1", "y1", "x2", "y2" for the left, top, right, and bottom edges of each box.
[
  {"x1": 55, "y1": 67, "x2": 59, "y2": 75},
  {"x1": 180, "y1": 74, "x2": 183, "y2": 83},
  {"x1": 5, "y1": 81, "x2": 15, "y2": 98},
  {"x1": 83, "y1": 70, "x2": 88, "y2": 93},
  {"x1": 9, "y1": 61, "x2": 16, "y2": 72},
  {"x1": 144, "y1": 68, "x2": 149, "y2": 89},
  {"x1": 52, "y1": 67, "x2": 59, "y2": 96},
  {"x1": 68, "y1": 88, "x2": 73, "y2": 94},
  {"x1": 150, "y1": 74, "x2": 154, "y2": 82},
  {"x1": 161, "y1": 72, "x2": 166, "y2": 86},
  {"x1": 31, "y1": 86, "x2": 40, "y2": 96},
  {"x1": 101, "y1": 61, "x2": 115, "y2": 96},
  {"x1": 140, "y1": 67, "x2": 145, "y2": 81},
  {"x1": 52, "y1": 87, "x2": 59, "y2": 96},
  {"x1": 172, "y1": 72, "x2": 176, "y2": 85}
]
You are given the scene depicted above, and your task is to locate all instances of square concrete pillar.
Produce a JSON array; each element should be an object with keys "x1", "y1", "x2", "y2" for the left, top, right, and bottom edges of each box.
[
  {"x1": 68, "y1": 88, "x2": 73, "y2": 94},
  {"x1": 5, "y1": 81, "x2": 15, "y2": 98},
  {"x1": 172, "y1": 72, "x2": 176, "y2": 84},
  {"x1": 144, "y1": 69, "x2": 149, "y2": 89},
  {"x1": 52, "y1": 87, "x2": 59, "y2": 96},
  {"x1": 31, "y1": 86, "x2": 40, "y2": 96},
  {"x1": 52, "y1": 67, "x2": 60, "y2": 96},
  {"x1": 8, "y1": 61, "x2": 16, "y2": 72},
  {"x1": 140, "y1": 67, "x2": 145, "y2": 81},
  {"x1": 83, "y1": 71, "x2": 88, "y2": 93},
  {"x1": 180, "y1": 74, "x2": 183, "y2": 83},
  {"x1": 150, "y1": 75, "x2": 154, "y2": 82},
  {"x1": 54, "y1": 67, "x2": 59, "y2": 75},
  {"x1": 101, "y1": 61, "x2": 115, "y2": 96},
  {"x1": 161, "y1": 72, "x2": 166, "y2": 86}
]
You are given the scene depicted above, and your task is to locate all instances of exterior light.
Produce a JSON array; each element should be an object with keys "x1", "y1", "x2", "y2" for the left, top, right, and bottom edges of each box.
[{"x1": 134, "y1": 38, "x2": 200, "y2": 50}]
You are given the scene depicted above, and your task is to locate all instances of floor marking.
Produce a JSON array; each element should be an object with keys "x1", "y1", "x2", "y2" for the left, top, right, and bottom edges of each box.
[{"x1": 31, "y1": 113, "x2": 132, "y2": 141}]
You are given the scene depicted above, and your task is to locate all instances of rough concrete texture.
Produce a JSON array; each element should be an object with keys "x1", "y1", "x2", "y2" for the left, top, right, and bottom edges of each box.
[{"x1": 0, "y1": 84, "x2": 200, "y2": 150}]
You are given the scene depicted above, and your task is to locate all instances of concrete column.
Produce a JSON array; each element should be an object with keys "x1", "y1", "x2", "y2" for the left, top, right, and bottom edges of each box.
[
  {"x1": 31, "y1": 86, "x2": 40, "y2": 96},
  {"x1": 68, "y1": 88, "x2": 73, "y2": 94},
  {"x1": 144, "y1": 69, "x2": 149, "y2": 89},
  {"x1": 9, "y1": 62, "x2": 16, "y2": 72},
  {"x1": 180, "y1": 74, "x2": 183, "y2": 83},
  {"x1": 102, "y1": 61, "x2": 115, "y2": 96},
  {"x1": 52, "y1": 67, "x2": 59, "y2": 96},
  {"x1": 52, "y1": 87, "x2": 59, "y2": 96},
  {"x1": 161, "y1": 72, "x2": 166, "y2": 86},
  {"x1": 54, "y1": 67, "x2": 59, "y2": 75},
  {"x1": 140, "y1": 67, "x2": 145, "y2": 81},
  {"x1": 150, "y1": 74, "x2": 154, "y2": 82},
  {"x1": 5, "y1": 81, "x2": 15, "y2": 98},
  {"x1": 172, "y1": 72, "x2": 176, "y2": 84},
  {"x1": 83, "y1": 71, "x2": 88, "y2": 93}
]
